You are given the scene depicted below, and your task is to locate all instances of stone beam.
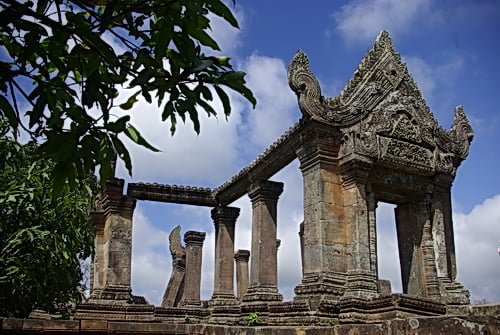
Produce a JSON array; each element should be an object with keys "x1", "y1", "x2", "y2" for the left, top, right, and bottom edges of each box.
[
  {"x1": 214, "y1": 123, "x2": 302, "y2": 205},
  {"x1": 127, "y1": 183, "x2": 216, "y2": 207}
]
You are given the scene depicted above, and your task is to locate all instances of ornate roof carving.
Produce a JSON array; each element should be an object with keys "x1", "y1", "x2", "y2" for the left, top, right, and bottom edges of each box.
[{"x1": 288, "y1": 30, "x2": 473, "y2": 175}]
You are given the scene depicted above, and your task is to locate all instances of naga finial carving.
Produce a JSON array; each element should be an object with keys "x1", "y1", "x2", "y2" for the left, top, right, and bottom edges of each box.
[
  {"x1": 169, "y1": 225, "x2": 186, "y2": 260},
  {"x1": 287, "y1": 50, "x2": 322, "y2": 121},
  {"x1": 449, "y1": 105, "x2": 474, "y2": 159}
]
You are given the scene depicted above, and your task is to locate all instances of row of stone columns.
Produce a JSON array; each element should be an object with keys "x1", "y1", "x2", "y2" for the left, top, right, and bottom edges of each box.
[
  {"x1": 210, "y1": 179, "x2": 284, "y2": 305},
  {"x1": 90, "y1": 178, "x2": 285, "y2": 307}
]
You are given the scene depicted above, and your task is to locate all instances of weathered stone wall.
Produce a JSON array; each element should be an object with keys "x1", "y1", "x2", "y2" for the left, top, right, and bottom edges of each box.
[{"x1": 3, "y1": 311, "x2": 499, "y2": 335}]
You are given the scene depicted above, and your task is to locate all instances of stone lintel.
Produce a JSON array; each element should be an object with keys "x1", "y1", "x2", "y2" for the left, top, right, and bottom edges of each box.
[
  {"x1": 214, "y1": 123, "x2": 302, "y2": 206},
  {"x1": 248, "y1": 180, "x2": 284, "y2": 203},
  {"x1": 127, "y1": 182, "x2": 216, "y2": 207}
]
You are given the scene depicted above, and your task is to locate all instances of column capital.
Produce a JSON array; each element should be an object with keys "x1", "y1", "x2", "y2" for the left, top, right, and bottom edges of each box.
[
  {"x1": 295, "y1": 121, "x2": 342, "y2": 171},
  {"x1": 211, "y1": 206, "x2": 240, "y2": 224},
  {"x1": 433, "y1": 173, "x2": 454, "y2": 191},
  {"x1": 234, "y1": 249, "x2": 250, "y2": 263},
  {"x1": 248, "y1": 180, "x2": 284, "y2": 204},
  {"x1": 184, "y1": 231, "x2": 206, "y2": 247},
  {"x1": 340, "y1": 160, "x2": 371, "y2": 188},
  {"x1": 98, "y1": 178, "x2": 136, "y2": 218}
]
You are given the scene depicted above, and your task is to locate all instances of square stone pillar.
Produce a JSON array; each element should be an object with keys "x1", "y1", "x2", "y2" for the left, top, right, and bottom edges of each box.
[
  {"x1": 294, "y1": 123, "x2": 348, "y2": 302},
  {"x1": 340, "y1": 165, "x2": 379, "y2": 300},
  {"x1": 243, "y1": 180, "x2": 284, "y2": 303},
  {"x1": 89, "y1": 179, "x2": 136, "y2": 303},
  {"x1": 395, "y1": 201, "x2": 440, "y2": 300},
  {"x1": 210, "y1": 206, "x2": 240, "y2": 305},
  {"x1": 181, "y1": 231, "x2": 206, "y2": 307},
  {"x1": 234, "y1": 249, "x2": 250, "y2": 301},
  {"x1": 431, "y1": 174, "x2": 470, "y2": 304}
]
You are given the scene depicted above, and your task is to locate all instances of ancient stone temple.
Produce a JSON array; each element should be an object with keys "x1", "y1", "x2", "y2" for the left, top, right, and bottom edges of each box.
[{"x1": 5, "y1": 31, "x2": 498, "y2": 335}]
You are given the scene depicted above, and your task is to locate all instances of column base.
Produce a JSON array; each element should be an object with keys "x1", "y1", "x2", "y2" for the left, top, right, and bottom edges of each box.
[
  {"x1": 439, "y1": 277, "x2": 470, "y2": 305},
  {"x1": 242, "y1": 284, "x2": 283, "y2": 303},
  {"x1": 341, "y1": 270, "x2": 379, "y2": 300},
  {"x1": 294, "y1": 272, "x2": 346, "y2": 301},
  {"x1": 89, "y1": 285, "x2": 132, "y2": 304},
  {"x1": 338, "y1": 293, "x2": 446, "y2": 323},
  {"x1": 209, "y1": 292, "x2": 237, "y2": 307}
]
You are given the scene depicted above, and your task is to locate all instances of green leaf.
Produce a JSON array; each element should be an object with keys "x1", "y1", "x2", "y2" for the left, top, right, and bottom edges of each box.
[
  {"x1": 191, "y1": 59, "x2": 214, "y2": 73},
  {"x1": 214, "y1": 85, "x2": 231, "y2": 117},
  {"x1": 219, "y1": 72, "x2": 256, "y2": 108},
  {"x1": 0, "y1": 95, "x2": 18, "y2": 130},
  {"x1": 207, "y1": 0, "x2": 240, "y2": 28},
  {"x1": 110, "y1": 135, "x2": 132, "y2": 176},
  {"x1": 197, "y1": 99, "x2": 217, "y2": 118},
  {"x1": 119, "y1": 92, "x2": 140, "y2": 110},
  {"x1": 124, "y1": 124, "x2": 160, "y2": 152},
  {"x1": 106, "y1": 115, "x2": 130, "y2": 133}
]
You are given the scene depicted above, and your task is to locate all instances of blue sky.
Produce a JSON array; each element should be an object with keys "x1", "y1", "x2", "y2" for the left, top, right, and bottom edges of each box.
[{"x1": 114, "y1": 0, "x2": 500, "y2": 305}]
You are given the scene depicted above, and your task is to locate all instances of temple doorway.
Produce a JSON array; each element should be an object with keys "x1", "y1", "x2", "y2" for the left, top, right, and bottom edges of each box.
[{"x1": 376, "y1": 202, "x2": 403, "y2": 293}]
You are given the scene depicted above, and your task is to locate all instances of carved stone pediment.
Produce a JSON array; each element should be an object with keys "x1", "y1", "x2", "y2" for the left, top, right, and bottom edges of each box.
[{"x1": 288, "y1": 30, "x2": 473, "y2": 176}]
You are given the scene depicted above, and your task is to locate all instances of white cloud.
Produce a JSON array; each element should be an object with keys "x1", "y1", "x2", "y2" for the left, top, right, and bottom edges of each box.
[
  {"x1": 333, "y1": 0, "x2": 435, "y2": 44},
  {"x1": 240, "y1": 54, "x2": 299, "y2": 152},
  {"x1": 376, "y1": 203, "x2": 403, "y2": 293},
  {"x1": 404, "y1": 55, "x2": 464, "y2": 102},
  {"x1": 455, "y1": 194, "x2": 500, "y2": 303},
  {"x1": 116, "y1": 95, "x2": 244, "y2": 186},
  {"x1": 207, "y1": 5, "x2": 245, "y2": 55},
  {"x1": 131, "y1": 205, "x2": 170, "y2": 305}
]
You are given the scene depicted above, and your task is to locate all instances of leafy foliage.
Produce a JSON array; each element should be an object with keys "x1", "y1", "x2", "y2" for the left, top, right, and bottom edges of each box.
[
  {"x1": 0, "y1": 118, "x2": 96, "y2": 318},
  {"x1": 244, "y1": 312, "x2": 259, "y2": 326},
  {"x1": 0, "y1": 0, "x2": 256, "y2": 190}
]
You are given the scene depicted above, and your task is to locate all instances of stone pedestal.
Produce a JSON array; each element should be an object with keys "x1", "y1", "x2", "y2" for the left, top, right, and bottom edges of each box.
[
  {"x1": 210, "y1": 206, "x2": 239, "y2": 305},
  {"x1": 234, "y1": 250, "x2": 250, "y2": 301},
  {"x1": 243, "y1": 180, "x2": 283, "y2": 303},
  {"x1": 181, "y1": 231, "x2": 206, "y2": 307},
  {"x1": 89, "y1": 179, "x2": 137, "y2": 303}
]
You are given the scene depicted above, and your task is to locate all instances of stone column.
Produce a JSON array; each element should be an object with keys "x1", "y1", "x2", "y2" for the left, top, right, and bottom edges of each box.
[
  {"x1": 181, "y1": 231, "x2": 206, "y2": 306},
  {"x1": 161, "y1": 256, "x2": 185, "y2": 307},
  {"x1": 431, "y1": 174, "x2": 470, "y2": 304},
  {"x1": 243, "y1": 180, "x2": 283, "y2": 302},
  {"x1": 89, "y1": 179, "x2": 136, "y2": 303},
  {"x1": 91, "y1": 211, "x2": 105, "y2": 292},
  {"x1": 210, "y1": 206, "x2": 240, "y2": 304},
  {"x1": 234, "y1": 249, "x2": 250, "y2": 301},
  {"x1": 395, "y1": 201, "x2": 440, "y2": 299},
  {"x1": 299, "y1": 222, "x2": 304, "y2": 276},
  {"x1": 294, "y1": 123, "x2": 348, "y2": 302},
  {"x1": 341, "y1": 164, "x2": 378, "y2": 299}
]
